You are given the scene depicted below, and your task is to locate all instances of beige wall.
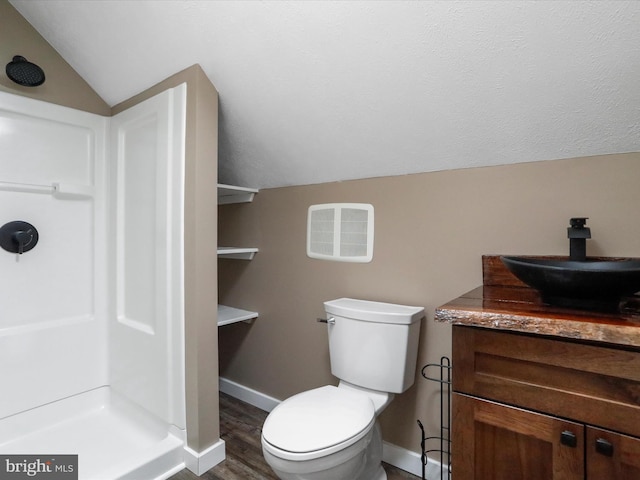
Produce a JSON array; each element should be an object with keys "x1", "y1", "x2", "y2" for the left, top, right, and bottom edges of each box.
[
  {"x1": 219, "y1": 152, "x2": 640, "y2": 453},
  {"x1": 114, "y1": 66, "x2": 221, "y2": 452},
  {"x1": 0, "y1": 0, "x2": 109, "y2": 115}
]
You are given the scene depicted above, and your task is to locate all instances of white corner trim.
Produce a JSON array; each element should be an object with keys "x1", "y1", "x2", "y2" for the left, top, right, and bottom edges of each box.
[
  {"x1": 183, "y1": 439, "x2": 225, "y2": 476},
  {"x1": 219, "y1": 376, "x2": 281, "y2": 412}
]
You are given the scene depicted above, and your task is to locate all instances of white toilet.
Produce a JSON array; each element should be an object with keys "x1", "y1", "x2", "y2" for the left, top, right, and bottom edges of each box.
[{"x1": 261, "y1": 298, "x2": 424, "y2": 480}]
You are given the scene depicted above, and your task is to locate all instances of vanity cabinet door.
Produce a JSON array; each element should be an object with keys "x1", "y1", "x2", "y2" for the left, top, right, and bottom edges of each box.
[
  {"x1": 453, "y1": 393, "x2": 584, "y2": 480},
  {"x1": 587, "y1": 427, "x2": 640, "y2": 479}
]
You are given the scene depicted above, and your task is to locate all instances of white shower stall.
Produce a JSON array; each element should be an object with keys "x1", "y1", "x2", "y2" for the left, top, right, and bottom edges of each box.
[{"x1": 0, "y1": 84, "x2": 188, "y2": 479}]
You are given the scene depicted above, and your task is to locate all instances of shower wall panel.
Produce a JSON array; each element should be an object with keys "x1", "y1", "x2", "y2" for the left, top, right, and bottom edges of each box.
[
  {"x1": 0, "y1": 92, "x2": 108, "y2": 419},
  {"x1": 109, "y1": 84, "x2": 186, "y2": 430}
]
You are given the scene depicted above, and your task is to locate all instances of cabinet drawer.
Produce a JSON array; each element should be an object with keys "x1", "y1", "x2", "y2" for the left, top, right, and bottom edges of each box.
[{"x1": 453, "y1": 326, "x2": 640, "y2": 437}]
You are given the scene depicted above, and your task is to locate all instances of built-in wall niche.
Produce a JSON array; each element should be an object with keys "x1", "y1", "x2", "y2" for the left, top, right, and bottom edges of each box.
[{"x1": 217, "y1": 183, "x2": 259, "y2": 326}]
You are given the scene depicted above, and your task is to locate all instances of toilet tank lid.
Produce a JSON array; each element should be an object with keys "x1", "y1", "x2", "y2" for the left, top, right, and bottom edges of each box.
[{"x1": 324, "y1": 298, "x2": 424, "y2": 324}]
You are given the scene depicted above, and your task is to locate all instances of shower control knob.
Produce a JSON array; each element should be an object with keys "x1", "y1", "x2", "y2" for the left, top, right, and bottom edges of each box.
[
  {"x1": 0, "y1": 221, "x2": 39, "y2": 255},
  {"x1": 13, "y1": 229, "x2": 33, "y2": 254}
]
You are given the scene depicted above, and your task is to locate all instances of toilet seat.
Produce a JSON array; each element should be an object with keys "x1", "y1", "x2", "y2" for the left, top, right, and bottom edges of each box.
[{"x1": 262, "y1": 385, "x2": 375, "y2": 462}]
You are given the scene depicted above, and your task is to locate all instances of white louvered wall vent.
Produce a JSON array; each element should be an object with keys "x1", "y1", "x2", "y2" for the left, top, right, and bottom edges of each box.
[{"x1": 307, "y1": 203, "x2": 374, "y2": 263}]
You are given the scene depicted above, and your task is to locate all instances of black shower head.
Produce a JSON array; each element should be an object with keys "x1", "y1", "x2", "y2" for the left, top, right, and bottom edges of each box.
[{"x1": 6, "y1": 55, "x2": 45, "y2": 87}]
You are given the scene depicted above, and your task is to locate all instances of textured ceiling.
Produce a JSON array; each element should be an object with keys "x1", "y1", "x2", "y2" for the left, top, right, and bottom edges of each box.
[{"x1": 10, "y1": 0, "x2": 640, "y2": 189}]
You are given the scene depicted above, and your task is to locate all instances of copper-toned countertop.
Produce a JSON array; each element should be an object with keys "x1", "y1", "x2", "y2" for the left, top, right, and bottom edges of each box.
[{"x1": 434, "y1": 256, "x2": 640, "y2": 348}]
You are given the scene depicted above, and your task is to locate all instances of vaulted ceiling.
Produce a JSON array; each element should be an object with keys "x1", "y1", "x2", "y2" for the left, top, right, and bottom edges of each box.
[{"x1": 10, "y1": 0, "x2": 640, "y2": 189}]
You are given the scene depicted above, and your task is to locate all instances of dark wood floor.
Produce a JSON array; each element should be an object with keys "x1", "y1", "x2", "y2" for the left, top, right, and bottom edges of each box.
[{"x1": 170, "y1": 392, "x2": 420, "y2": 480}]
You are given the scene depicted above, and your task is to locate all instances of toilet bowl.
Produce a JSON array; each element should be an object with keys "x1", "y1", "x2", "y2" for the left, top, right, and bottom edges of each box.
[
  {"x1": 261, "y1": 298, "x2": 424, "y2": 480},
  {"x1": 261, "y1": 385, "x2": 386, "y2": 480}
]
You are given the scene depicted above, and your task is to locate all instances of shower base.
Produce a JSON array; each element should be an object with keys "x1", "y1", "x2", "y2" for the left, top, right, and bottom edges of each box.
[{"x1": 0, "y1": 386, "x2": 185, "y2": 480}]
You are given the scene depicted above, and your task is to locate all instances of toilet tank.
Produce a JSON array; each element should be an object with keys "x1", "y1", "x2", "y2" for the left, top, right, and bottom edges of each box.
[{"x1": 324, "y1": 298, "x2": 424, "y2": 394}]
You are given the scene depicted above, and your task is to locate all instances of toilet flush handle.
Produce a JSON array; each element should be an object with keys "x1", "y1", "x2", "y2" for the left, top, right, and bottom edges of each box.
[{"x1": 317, "y1": 317, "x2": 336, "y2": 325}]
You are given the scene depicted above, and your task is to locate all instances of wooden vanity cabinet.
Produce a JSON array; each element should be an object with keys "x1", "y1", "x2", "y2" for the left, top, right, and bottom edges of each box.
[
  {"x1": 453, "y1": 393, "x2": 584, "y2": 479},
  {"x1": 452, "y1": 325, "x2": 640, "y2": 480}
]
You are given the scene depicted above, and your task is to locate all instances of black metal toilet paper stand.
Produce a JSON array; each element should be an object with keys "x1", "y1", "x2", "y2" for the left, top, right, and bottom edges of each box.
[{"x1": 417, "y1": 356, "x2": 451, "y2": 480}]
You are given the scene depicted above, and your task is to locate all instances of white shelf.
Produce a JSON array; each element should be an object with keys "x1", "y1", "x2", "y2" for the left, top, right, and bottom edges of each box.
[
  {"x1": 217, "y1": 247, "x2": 258, "y2": 260},
  {"x1": 217, "y1": 183, "x2": 258, "y2": 204},
  {"x1": 218, "y1": 305, "x2": 258, "y2": 326},
  {"x1": 217, "y1": 184, "x2": 259, "y2": 327}
]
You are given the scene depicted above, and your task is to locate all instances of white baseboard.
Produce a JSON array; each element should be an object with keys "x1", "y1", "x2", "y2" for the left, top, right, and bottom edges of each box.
[
  {"x1": 426, "y1": 458, "x2": 449, "y2": 480},
  {"x1": 183, "y1": 439, "x2": 226, "y2": 476},
  {"x1": 382, "y1": 441, "x2": 423, "y2": 477},
  {"x1": 219, "y1": 376, "x2": 281, "y2": 412},
  {"x1": 219, "y1": 377, "x2": 448, "y2": 478},
  {"x1": 383, "y1": 441, "x2": 448, "y2": 479}
]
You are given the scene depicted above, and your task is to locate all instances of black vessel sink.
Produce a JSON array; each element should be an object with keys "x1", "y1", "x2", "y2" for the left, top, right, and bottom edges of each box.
[{"x1": 501, "y1": 256, "x2": 640, "y2": 311}]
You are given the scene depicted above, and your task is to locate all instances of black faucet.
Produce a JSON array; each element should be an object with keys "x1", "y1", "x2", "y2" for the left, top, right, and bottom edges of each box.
[{"x1": 567, "y1": 217, "x2": 591, "y2": 261}]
